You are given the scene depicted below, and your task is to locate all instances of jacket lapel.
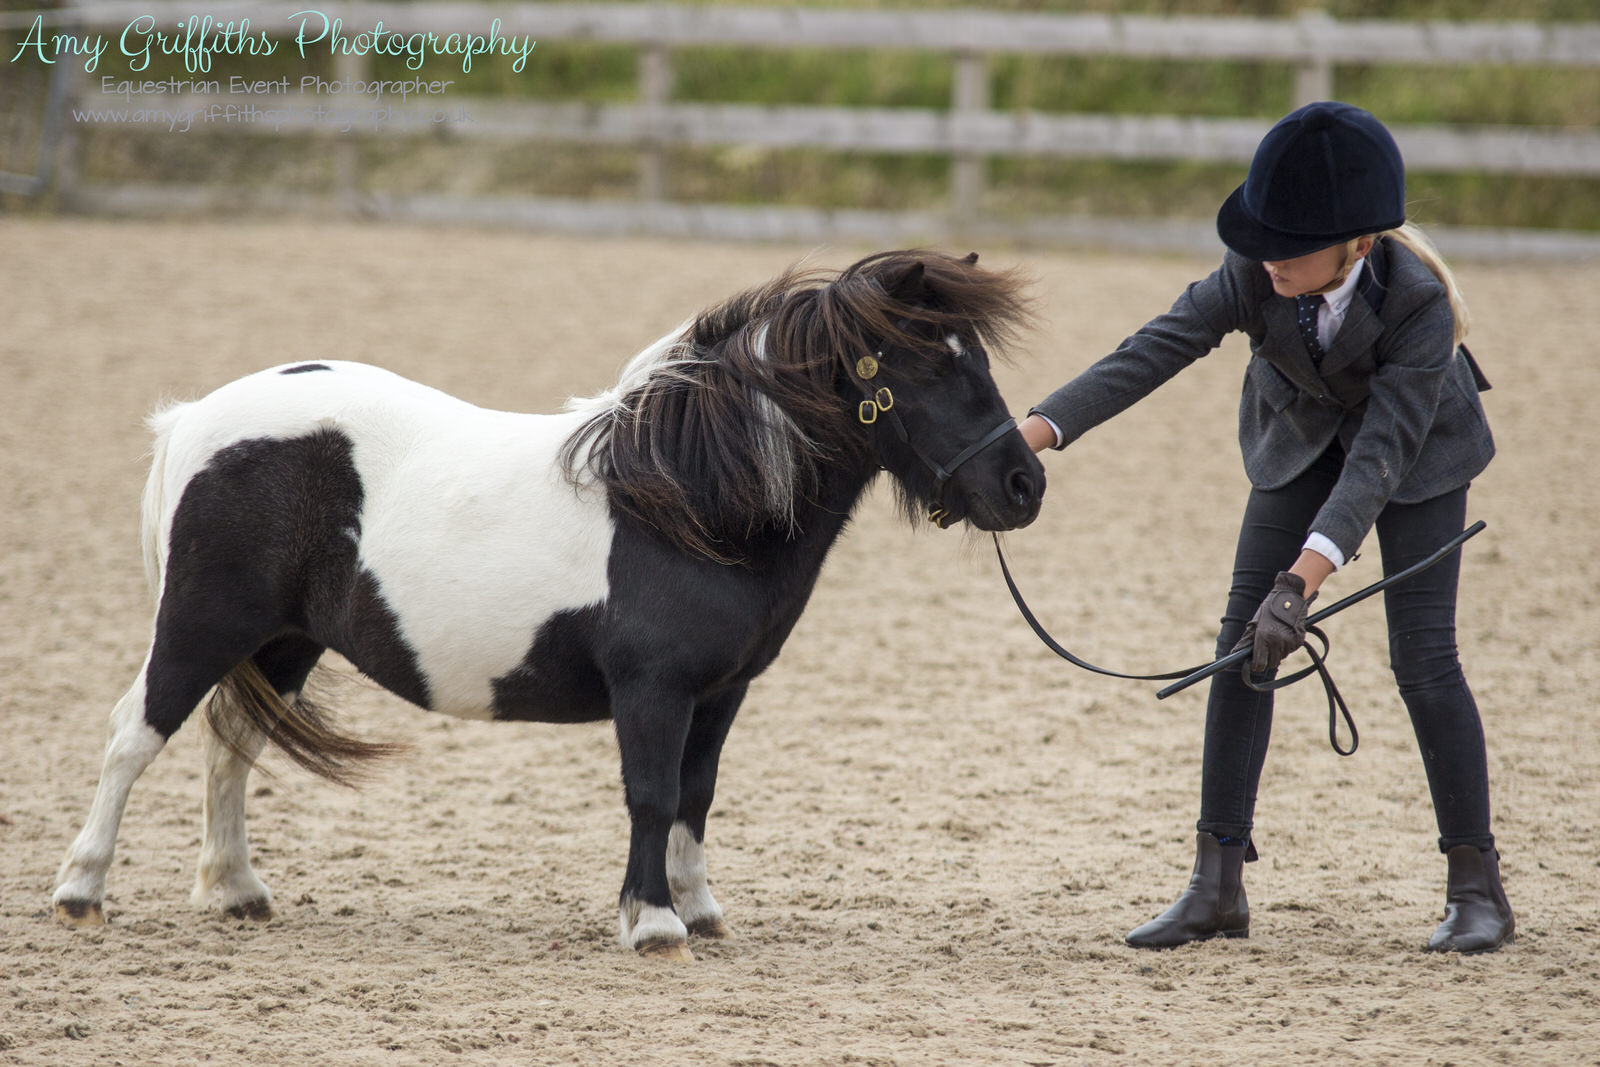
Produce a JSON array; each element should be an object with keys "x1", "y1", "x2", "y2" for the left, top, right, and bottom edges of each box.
[
  {"x1": 1318, "y1": 297, "x2": 1383, "y2": 377},
  {"x1": 1261, "y1": 296, "x2": 1329, "y2": 397},
  {"x1": 1319, "y1": 245, "x2": 1388, "y2": 377}
]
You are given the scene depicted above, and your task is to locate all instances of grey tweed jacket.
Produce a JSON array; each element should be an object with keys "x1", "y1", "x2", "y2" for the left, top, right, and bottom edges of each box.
[{"x1": 1031, "y1": 237, "x2": 1494, "y2": 560}]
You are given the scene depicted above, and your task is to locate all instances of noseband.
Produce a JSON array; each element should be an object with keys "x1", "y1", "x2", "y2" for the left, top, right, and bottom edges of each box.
[{"x1": 851, "y1": 350, "x2": 1017, "y2": 528}]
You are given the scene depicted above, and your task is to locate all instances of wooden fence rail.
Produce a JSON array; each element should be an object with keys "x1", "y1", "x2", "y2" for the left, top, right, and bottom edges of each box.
[{"x1": 13, "y1": 2, "x2": 1600, "y2": 258}]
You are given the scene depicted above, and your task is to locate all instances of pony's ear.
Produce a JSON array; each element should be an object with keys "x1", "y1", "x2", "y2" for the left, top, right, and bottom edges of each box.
[
  {"x1": 884, "y1": 260, "x2": 927, "y2": 303},
  {"x1": 963, "y1": 252, "x2": 979, "y2": 265}
]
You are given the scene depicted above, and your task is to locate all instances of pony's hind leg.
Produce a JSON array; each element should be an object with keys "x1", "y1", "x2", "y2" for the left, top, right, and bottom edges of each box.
[
  {"x1": 668, "y1": 684, "x2": 746, "y2": 940},
  {"x1": 193, "y1": 635, "x2": 325, "y2": 921},
  {"x1": 192, "y1": 711, "x2": 273, "y2": 920},
  {"x1": 56, "y1": 591, "x2": 290, "y2": 925},
  {"x1": 54, "y1": 661, "x2": 167, "y2": 926}
]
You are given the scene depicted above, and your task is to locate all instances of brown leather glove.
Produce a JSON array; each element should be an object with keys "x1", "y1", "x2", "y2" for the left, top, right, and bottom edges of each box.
[{"x1": 1232, "y1": 572, "x2": 1315, "y2": 674}]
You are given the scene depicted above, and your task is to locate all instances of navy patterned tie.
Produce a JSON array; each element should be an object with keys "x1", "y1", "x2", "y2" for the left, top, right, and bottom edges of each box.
[{"x1": 1296, "y1": 293, "x2": 1326, "y2": 364}]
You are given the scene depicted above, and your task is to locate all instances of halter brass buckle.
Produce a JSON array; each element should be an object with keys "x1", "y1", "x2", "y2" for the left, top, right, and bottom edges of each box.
[{"x1": 857, "y1": 387, "x2": 894, "y2": 424}]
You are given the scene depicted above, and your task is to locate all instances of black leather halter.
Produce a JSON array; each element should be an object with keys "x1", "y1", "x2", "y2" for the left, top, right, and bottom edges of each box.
[{"x1": 851, "y1": 348, "x2": 1017, "y2": 528}]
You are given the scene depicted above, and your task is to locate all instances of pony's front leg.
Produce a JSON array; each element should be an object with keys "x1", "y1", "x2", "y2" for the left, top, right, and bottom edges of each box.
[
  {"x1": 669, "y1": 684, "x2": 747, "y2": 940},
  {"x1": 55, "y1": 663, "x2": 167, "y2": 926},
  {"x1": 613, "y1": 684, "x2": 694, "y2": 960}
]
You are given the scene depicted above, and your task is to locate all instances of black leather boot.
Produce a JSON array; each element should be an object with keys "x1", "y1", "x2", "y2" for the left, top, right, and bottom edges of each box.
[
  {"x1": 1125, "y1": 833, "x2": 1249, "y2": 949},
  {"x1": 1425, "y1": 846, "x2": 1515, "y2": 954}
]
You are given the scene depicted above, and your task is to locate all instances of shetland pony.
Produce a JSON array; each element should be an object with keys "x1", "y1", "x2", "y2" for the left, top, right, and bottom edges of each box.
[{"x1": 53, "y1": 250, "x2": 1044, "y2": 959}]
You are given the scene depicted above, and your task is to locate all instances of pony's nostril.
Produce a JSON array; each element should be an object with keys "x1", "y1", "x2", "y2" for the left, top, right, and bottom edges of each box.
[{"x1": 1007, "y1": 469, "x2": 1038, "y2": 506}]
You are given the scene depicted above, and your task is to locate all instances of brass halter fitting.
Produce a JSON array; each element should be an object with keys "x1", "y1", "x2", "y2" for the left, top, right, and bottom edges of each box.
[
  {"x1": 857, "y1": 387, "x2": 894, "y2": 424},
  {"x1": 855, "y1": 353, "x2": 891, "y2": 423}
]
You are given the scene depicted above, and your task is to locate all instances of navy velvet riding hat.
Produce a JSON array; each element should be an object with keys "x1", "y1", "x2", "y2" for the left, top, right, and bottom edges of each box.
[{"x1": 1216, "y1": 101, "x2": 1407, "y2": 262}]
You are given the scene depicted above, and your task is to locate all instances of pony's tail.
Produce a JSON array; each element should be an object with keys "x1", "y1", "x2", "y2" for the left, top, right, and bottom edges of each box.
[
  {"x1": 141, "y1": 403, "x2": 188, "y2": 599},
  {"x1": 206, "y1": 660, "x2": 409, "y2": 788}
]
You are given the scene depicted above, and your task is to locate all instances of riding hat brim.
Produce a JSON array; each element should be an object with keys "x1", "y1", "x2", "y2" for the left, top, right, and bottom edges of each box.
[{"x1": 1215, "y1": 182, "x2": 1397, "y2": 263}]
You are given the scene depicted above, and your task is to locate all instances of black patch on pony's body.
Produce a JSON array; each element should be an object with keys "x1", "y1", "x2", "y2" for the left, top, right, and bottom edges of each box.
[
  {"x1": 491, "y1": 605, "x2": 608, "y2": 723},
  {"x1": 279, "y1": 363, "x2": 331, "y2": 375},
  {"x1": 342, "y1": 570, "x2": 432, "y2": 710},
  {"x1": 147, "y1": 429, "x2": 431, "y2": 739}
]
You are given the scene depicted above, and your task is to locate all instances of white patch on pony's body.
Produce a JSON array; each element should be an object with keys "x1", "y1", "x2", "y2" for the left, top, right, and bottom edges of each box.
[
  {"x1": 151, "y1": 362, "x2": 615, "y2": 720},
  {"x1": 666, "y1": 821, "x2": 724, "y2": 931},
  {"x1": 351, "y1": 405, "x2": 612, "y2": 718},
  {"x1": 54, "y1": 662, "x2": 166, "y2": 918}
]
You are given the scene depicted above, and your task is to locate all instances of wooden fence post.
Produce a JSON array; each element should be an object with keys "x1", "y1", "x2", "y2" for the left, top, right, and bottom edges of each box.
[
  {"x1": 334, "y1": 51, "x2": 368, "y2": 214},
  {"x1": 638, "y1": 44, "x2": 674, "y2": 203},
  {"x1": 1294, "y1": 10, "x2": 1335, "y2": 106},
  {"x1": 57, "y1": 63, "x2": 83, "y2": 204},
  {"x1": 951, "y1": 50, "x2": 988, "y2": 232},
  {"x1": 38, "y1": 3, "x2": 84, "y2": 204}
]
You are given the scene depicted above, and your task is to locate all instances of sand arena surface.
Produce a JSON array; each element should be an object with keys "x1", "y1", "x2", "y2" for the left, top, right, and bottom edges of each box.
[{"x1": 1, "y1": 220, "x2": 1597, "y2": 1066}]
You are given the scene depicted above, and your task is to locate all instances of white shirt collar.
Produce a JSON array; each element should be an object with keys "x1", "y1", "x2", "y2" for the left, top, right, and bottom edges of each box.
[{"x1": 1324, "y1": 256, "x2": 1366, "y2": 317}]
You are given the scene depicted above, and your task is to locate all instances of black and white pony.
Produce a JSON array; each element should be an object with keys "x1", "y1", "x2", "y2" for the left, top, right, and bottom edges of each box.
[{"x1": 54, "y1": 250, "x2": 1044, "y2": 959}]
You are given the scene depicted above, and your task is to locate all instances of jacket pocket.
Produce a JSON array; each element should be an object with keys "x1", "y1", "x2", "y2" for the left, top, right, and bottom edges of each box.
[{"x1": 1246, "y1": 355, "x2": 1299, "y2": 412}]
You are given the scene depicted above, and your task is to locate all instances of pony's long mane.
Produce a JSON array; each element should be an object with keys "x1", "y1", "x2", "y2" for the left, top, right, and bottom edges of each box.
[{"x1": 561, "y1": 250, "x2": 1030, "y2": 563}]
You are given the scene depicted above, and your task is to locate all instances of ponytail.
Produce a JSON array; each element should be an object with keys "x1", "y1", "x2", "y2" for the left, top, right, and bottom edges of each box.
[{"x1": 1383, "y1": 222, "x2": 1470, "y2": 346}]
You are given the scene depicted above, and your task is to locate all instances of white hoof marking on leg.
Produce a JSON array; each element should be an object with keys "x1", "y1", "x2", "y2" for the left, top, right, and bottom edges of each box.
[
  {"x1": 667, "y1": 821, "x2": 726, "y2": 936},
  {"x1": 619, "y1": 898, "x2": 689, "y2": 956}
]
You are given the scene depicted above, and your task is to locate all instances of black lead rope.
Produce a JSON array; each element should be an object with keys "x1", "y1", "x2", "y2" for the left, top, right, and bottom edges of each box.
[{"x1": 993, "y1": 520, "x2": 1486, "y2": 757}]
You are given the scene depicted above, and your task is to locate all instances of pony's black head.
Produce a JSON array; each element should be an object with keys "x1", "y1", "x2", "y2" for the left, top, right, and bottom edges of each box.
[
  {"x1": 828, "y1": 250, "x2": 1045, "y2": 532},
  {"x1": 563, "y1": 248, "x2": 1043, "y2": 563}
]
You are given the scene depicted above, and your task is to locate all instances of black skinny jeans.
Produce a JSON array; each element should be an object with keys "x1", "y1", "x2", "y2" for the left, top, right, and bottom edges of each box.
[{"x1": 1197, "y1": 445, "x2": 1494, "y2": 854}]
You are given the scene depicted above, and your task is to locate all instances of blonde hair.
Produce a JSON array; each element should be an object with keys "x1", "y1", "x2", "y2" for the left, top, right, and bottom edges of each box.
[
  {"x1": 1382, "y1": 222, "x2": 1471, "y2": 346},
  {"x1": 1309, "y1": 224, "x2": 1469, "y2": 347}
]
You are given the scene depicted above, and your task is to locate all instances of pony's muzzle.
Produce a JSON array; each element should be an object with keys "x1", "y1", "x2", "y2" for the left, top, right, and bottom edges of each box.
[{"x1": 955, "y1": 462, "x2": 1044, "y2": 531}]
